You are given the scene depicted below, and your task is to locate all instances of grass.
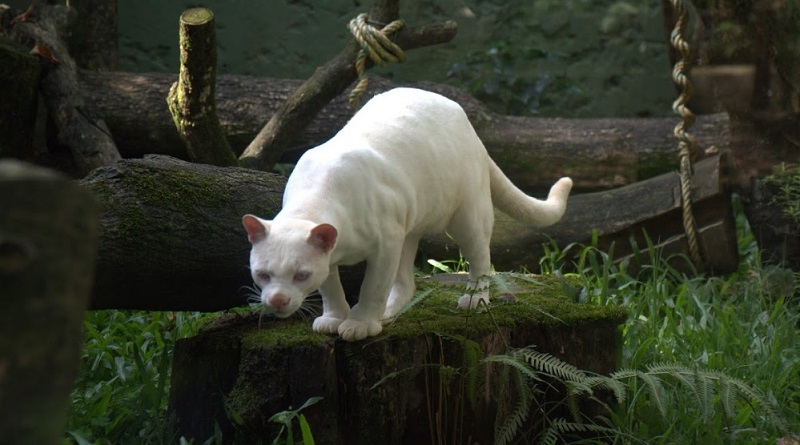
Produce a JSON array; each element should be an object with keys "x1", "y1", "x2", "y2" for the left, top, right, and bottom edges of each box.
[{"x1": 64, "y1": 209, "x2": 799, "y2": 444}]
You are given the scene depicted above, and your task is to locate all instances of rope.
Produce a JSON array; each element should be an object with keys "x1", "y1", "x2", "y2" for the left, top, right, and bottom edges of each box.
[
  {"x1": 670, "y1": 0, "x2": 704, "y2": 269},
  {"x1": 347, "y1": 13, "x2": 406, "y2": 107}
]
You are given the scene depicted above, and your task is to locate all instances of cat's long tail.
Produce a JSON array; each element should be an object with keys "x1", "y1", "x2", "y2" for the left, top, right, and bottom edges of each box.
[{"x1": 489, "y1": 159, "x2": 573, "y2": 227}]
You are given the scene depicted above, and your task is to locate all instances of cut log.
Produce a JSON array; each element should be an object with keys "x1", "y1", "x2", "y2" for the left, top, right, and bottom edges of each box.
[
  {"x1": 0, "y1": 160, "x2": 99, "y2": 445},
  {"x1": 81, "y1": 153, "x2": 736, "y2": 312},
  {"x1": 168, "y1": 274, "x2": 628, "y2": 444},
  {"x1": 80, "y1": 70, "x2": 731, "y2": 191}
]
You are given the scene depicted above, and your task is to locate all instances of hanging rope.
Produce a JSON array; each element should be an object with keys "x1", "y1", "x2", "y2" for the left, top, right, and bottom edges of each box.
[
  {"x1": 670, "y1": 0, "x2": 704, "y2": 269},
  {"x1": 347, "y1": 13, "x2": 406, "y2": 107}
]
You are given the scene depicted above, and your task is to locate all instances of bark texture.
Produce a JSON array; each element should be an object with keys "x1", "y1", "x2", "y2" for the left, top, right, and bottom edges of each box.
[
  {"x1": 168, "y1": 274, "x2": 628, "y2": 444},
  {"x1": 0, "y1": 160, "x2": 99, "y2": 445},
  {"x1": 80, "y1": 70, "x2": 731, "y2": 191}
]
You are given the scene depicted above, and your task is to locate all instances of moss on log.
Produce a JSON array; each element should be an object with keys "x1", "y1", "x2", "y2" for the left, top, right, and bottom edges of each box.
[{"x1": 169, "y1": 273, "x2": 627, "y2": 444}]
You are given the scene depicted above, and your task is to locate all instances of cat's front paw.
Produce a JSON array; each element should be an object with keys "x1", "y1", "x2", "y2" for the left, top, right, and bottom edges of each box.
[
  {"x1": 313, "y1": 315, "x2": 345, "y2": 335},
  {"x1": 338, "y1": 318, "x2": 382, "y2": 342},
  {"x1": 457, "y1": 292, "x2": 490, "y2": 310}
]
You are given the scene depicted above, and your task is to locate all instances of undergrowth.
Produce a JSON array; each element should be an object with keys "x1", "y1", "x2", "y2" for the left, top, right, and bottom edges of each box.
[{"x1": 64, "y1": 211, "x2": 799, "y2": 444}]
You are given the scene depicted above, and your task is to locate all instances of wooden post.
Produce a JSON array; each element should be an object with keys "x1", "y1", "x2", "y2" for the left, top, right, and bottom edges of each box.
[
  {"x1": 167, "y1": 7, "x2": 238, "y2": 167},
  {"x1": 0, "y1": 161, "x2": 100, "y2": 444}
]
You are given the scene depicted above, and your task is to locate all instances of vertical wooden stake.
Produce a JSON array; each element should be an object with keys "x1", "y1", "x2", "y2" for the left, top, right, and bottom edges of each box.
[
  {"x1": 167, "y1": 7, "x2": 238, "y2": 166},
  {"x1": 0, "y1": 161, "x2": 100, "y2": 444}
]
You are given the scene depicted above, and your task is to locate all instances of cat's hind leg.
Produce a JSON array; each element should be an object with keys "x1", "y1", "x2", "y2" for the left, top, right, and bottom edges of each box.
[
  {"x1": 447, "y1": 203, "x2": 493, "y2": 310},
  {"x1": 312, "y1": 267, "x2": 350, "y2": 335},
  {"x1": 382, "y1": 236, "x2": 420, "y2": 322}
]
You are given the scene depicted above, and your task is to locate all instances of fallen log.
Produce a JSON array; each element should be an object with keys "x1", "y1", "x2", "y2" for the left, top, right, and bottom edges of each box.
[
  {"x1": 80, "y1": 70, "x2": 730, "y2": 191},
  {"x1": 81, "y1": 153, "x2": 736, "y2": 312}
]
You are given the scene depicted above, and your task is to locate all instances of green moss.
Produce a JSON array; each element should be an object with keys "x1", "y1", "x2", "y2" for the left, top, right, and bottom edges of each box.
[
  {"x1": 240, "y1": 318, "x2": 331, "y2": 349},
  {"x1": 223, "y1": 273, "x2": 626, "y2": 348}
]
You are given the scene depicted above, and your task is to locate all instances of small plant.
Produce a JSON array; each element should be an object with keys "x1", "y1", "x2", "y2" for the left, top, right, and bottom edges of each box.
[{"x1": 268, "y1": 396, "x2": 322, "y2": 445}]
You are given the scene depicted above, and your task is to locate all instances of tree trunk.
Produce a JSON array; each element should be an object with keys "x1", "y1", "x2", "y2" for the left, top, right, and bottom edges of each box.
[
  {"x1": 0, "y1": 160, "x2": 99, "y2": 445},
  {"x1": 0, "y1": 37, "x2": 39, "y2": 159},
  {"x1": 67, "y1": 0, "x2": 118, "y2": 71},
  {"x1": 80, "y1": 153, "x2": 736, "y2": 312},
  {"x1": 5, "y1": 4, "x2": 122, "y2": 176},
  {"x1": 80, "y1": 70, "x2": 732, "y2": 191}
]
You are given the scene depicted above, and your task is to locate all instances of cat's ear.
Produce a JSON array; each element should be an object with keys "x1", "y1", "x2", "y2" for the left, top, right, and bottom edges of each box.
[
  {"x1": 308, "y1": 224, "x2": 337, "y2": 253},
  {"x1": 242, "y1": 214, "x2": 269, "y2": 244}
]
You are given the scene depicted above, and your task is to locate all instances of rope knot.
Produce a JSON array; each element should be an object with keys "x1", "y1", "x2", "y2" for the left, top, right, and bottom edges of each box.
[{"x1": 347, "y1": 13, "x2": 406, "y2": 107}]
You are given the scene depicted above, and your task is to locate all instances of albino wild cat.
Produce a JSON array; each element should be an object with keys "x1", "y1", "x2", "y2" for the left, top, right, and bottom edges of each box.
[{"x1": 242, "y1": 88, "x2": 572, "y2": 342}]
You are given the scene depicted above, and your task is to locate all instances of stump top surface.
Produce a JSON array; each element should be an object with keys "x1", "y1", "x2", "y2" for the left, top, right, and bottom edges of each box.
[{"x1": 200, "y1": 273, "x2": 628, "y2": 348}]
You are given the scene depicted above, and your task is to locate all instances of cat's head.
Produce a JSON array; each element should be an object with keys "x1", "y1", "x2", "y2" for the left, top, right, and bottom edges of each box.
[{"x1": 242, "y1": 215, "x2": 337, "y2": 317}]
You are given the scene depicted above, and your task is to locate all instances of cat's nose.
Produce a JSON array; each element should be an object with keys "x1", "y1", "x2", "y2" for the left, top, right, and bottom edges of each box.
[{"x1": 269, "y1": 293, "x2": 290, "y2": 309}]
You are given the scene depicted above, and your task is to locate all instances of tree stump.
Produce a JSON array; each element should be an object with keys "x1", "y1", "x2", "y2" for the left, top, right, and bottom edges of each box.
[
  {"x1": 168, "y1": 273, "x2": 627, "y2": 444},
  {"x1": 0, "y1": 161, "x2": 100, "y2": 444}
]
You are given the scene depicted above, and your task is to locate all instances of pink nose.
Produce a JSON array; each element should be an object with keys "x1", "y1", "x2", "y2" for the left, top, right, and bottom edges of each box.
[{"x1": 268, "y1": 293, "x2": 289, "y2": 309}]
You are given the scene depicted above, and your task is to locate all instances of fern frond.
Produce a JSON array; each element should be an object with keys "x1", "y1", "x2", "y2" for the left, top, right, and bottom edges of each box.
[
  {"x1": 636, "y1": 371, "x2": 670, "y2": 420},
  {"x1": 494, "y1": 367, "x2": 533, "y2": 445},
  {"x1": 538, "y1": 418, "x2": 638, "y2": 445},
  {"x1": 520, "y1": 348, "x2": 587, "y2": 383}
]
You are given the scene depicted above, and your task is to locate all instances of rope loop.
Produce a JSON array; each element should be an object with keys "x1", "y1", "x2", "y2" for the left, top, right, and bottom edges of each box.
[
  {"x1": 347, "y1": 13, "x2": 406, "y2": 107},
  {"x1": 670, "y1": 0, "x2": 704, "y2": 269}
]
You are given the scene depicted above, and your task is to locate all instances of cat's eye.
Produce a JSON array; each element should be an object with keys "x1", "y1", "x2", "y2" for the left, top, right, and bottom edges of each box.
[
  {"x1": 256, "y1": 271, "x2": 271, "y2": 283},
  {"x1": 293, "y1": 271, "x2": 311, "y2": 282}
]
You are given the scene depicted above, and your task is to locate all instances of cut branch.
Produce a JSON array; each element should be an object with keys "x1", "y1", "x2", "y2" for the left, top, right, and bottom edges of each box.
[
  {"x1": 167, "y1": 7, "x2": 237, "y2": 166},
  {"x1": 237, "y1": 0, "x2": 458, "y2": 170}
]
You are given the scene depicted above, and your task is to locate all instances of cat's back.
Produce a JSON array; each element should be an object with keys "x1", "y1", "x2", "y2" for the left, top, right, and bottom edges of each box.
[{"x1": 288, "y1": 88, "x2": 484, "y2": 195}]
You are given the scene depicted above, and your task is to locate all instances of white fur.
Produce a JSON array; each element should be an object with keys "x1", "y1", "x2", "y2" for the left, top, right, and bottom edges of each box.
[{"x1": 243, "y1": 88, "x2": 572, "y2": 342}]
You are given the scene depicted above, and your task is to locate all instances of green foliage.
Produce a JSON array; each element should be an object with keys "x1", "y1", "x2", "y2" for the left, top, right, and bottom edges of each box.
[
  {"x1": 66, "y1": 311, "x2": 211, "y2": 444},
  {"x1": 268, "y1": 396, "x2": 322, "y2": 445},
  {"x1": 764, "y1": 164, "x2": 800, "y2": 224},
  {"x1": 530, "y1": 226, "x2": 799, "y2": 444}
]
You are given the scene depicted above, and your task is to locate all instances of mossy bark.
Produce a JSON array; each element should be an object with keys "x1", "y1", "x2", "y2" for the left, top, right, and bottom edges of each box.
[
  {"x1": 0, "y1": 161, "x2": 99, "y2": 445},
  {"x1": 169, "y1": 274, "x2": 627, "y2": 444},
  {"x1": 80, "y1": 155, "x2": 284, "y2": 310},
  {"x1": 167, "y1": 7, "x2": 238, "y2": 167}
]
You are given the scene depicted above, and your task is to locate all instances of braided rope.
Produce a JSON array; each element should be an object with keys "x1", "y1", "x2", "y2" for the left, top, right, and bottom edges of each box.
[
  {"x1": 670, "y1": 0, "x2": 704, "y2": 269},
  {"x1": 348, "y1": 13, "x2": 406, "y2": 107}
]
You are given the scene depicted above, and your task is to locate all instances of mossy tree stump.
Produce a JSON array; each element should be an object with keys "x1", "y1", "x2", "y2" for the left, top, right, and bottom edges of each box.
[{"x1": 169, "y1": 274, "x2": 627, "y2": 444}]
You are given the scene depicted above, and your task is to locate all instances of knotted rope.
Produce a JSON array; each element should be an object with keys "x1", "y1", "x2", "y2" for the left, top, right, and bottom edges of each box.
[
  {"x1": 347, "y1": 13, "x2": 406, "y2": 107},
  {"x1": 670, "y1": 0, "x2": 704, "y2": 269}
]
